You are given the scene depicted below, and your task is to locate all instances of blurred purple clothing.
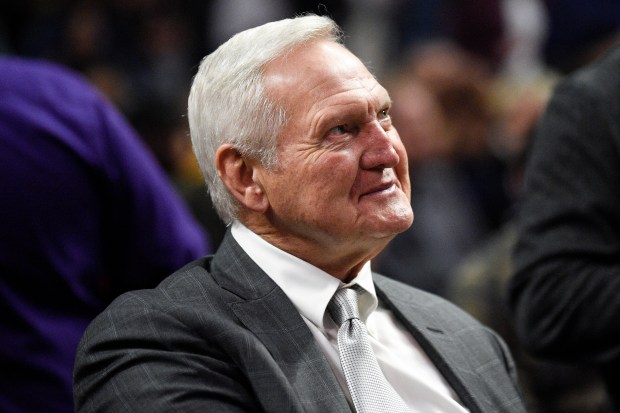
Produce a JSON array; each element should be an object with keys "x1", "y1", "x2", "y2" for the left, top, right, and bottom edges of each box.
[{"x1": 0, "y1": 57, "x2": 210, "y2": 412}]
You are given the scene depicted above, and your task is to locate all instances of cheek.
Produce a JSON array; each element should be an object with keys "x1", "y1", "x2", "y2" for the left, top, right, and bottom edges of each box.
[
  {"x1": 272, "y1": 147, "x2": 362, "y2": 214},
  {"x1": 307, "y1": 151, "x2": 359, "y2": 189},
  {"x1": 330, "y1": 155, "x2": 363, "y2": 202}
]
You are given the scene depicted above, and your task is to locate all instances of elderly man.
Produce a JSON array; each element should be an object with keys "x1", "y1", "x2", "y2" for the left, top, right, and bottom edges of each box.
[{"x1": 73, "y1": 15, "x2": 525, "y2": 413}]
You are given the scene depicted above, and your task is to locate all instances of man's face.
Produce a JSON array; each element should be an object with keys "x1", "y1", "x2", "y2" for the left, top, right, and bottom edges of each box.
[{"x1": 255, "y1": 41, "x2": 413, "y2": 264}]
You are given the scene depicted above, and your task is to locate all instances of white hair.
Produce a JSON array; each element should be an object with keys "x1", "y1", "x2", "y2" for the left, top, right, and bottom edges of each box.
[{"x1": 188, "y1": 14, "x2": 342, "y2": 224}]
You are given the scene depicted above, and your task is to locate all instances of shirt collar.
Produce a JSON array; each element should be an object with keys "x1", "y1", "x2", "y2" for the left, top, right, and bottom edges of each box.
[{"x1": 231, "y1": 221, "x2": 378, "y2": 329}]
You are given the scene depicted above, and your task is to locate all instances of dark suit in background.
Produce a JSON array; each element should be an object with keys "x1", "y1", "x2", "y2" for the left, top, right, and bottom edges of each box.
[{"x1": 510, "y1": 44, "x2": 620, "y2": 411}]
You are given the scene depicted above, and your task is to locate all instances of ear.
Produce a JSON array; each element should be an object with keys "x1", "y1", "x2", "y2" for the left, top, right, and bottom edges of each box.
[{"x1": 215, "y1": 144, "x2": 269, "y2": 213}]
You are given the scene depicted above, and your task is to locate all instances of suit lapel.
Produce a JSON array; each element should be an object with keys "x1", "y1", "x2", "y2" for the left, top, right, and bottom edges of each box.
[
  {"x1": 211, "y1": 233, "x2": 350, "y2": 412},
  {"x1": 374, "y1": 274, "x2": 486, "y2": 413}
]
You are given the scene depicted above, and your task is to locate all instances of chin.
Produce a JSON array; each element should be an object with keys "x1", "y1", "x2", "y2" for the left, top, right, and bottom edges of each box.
[
  {"x1": 388, "y1": 217, "x2": 414, "y2": 235},
  {"x1": 385, "y1": 203, "x2": 414, "y2": 232},
  {"x1": 367, "y1": 213, "x2": 414, "y2": 240},
  {"x1": 356, "y1": 198, "x2": 413, "y2": 237}
]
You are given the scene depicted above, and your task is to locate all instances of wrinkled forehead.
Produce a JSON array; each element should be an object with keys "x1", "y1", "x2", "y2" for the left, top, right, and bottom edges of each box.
[{"x1": 262, "y1": 40, "x2": 385, "y2": 110}]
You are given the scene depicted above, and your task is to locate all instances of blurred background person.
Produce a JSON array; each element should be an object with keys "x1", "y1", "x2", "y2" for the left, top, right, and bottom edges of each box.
[
  {"x1": 0, "y1": 56, "x2": 210, "y2": 413},
  {"x1": 446, "y1": 76, "x2": 609, "y2": 413},
  {"x1": 445, "y1": 2, "x2": 620, "y2": 412},
  {"x1": 509, "y1": 42, "x2": 620, "y2": 413}
]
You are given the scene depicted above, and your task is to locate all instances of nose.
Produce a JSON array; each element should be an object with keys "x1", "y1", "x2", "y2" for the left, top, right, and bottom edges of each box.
[{"x1": 359, "y1": 121, "x2": 400, "y2": 170}]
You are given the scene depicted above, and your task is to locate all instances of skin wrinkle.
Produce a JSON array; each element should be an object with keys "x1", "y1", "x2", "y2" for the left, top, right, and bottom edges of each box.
[
  {"x1": 220, "y1": 40, "x2": 413, "y2": 281},
  {"x1": 311, "y1": 86, "x2": 388, "y2": 138}
]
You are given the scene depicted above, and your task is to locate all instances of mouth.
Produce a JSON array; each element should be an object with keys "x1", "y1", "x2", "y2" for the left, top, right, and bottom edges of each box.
[{"x1": 361, "y1": 181, "x2": 397, "y2": 198}]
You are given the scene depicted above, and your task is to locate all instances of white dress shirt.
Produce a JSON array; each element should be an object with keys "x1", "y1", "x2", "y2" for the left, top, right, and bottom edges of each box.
[{"x1": 231, "y1": 221, "x2": 468, "y2": 412}]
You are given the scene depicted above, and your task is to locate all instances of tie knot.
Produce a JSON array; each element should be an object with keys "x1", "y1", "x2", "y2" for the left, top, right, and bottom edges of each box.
[{"x1": 327, "y1": 286, "x2": 362, "y2": 326}]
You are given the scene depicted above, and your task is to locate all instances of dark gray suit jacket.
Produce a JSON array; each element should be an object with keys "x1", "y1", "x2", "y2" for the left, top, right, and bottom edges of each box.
[{"x1": 73, "y1": 232, "x2": 525, "y2": 412}]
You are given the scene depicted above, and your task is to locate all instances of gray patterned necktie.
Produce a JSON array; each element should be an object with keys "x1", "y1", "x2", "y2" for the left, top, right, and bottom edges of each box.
[{"x1": 327, "y1": 286, "x2": 412, "y2": 413}]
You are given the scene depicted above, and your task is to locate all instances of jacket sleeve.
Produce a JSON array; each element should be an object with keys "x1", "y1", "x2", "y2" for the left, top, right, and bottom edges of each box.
[
  {"x1": 509, "y1": 65, "x2": 620, "y2": 365},
  {"x1": 73, "y1": 291, "x2": 260, "y2": 413}
]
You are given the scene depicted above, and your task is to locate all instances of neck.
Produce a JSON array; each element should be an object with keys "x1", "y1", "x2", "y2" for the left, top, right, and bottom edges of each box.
[{"x1": 240, "y1": 216, "x2": 390, "y2": 282}]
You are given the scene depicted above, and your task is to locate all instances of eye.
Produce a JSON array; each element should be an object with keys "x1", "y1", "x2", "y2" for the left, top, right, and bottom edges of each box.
[
  {"x1": 378, "y1": 108, "x2": 390, "y2": 121},
  {"x1": 378, "y1": 108, "x2": 392, "y2": 129},
  {"x1": 327, "y1": 124, "x2": 349, "y2": 137}
]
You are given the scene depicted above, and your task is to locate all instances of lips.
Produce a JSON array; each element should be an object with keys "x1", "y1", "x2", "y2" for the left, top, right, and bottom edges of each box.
[{"x1": 361, "y1": 181, "x2": 396, "y2": 197}]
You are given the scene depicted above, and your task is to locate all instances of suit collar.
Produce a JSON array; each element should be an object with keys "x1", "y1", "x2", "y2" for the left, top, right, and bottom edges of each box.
[
  {"x1": 210, "y1": 228, "x2": 277, "y2": 301},
  {"x1": 211, "y1": 232, "x2": 351, "y2": 412},
  {"x1": 374, "y1": 274, "x2": 487, "y2": 413}
]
